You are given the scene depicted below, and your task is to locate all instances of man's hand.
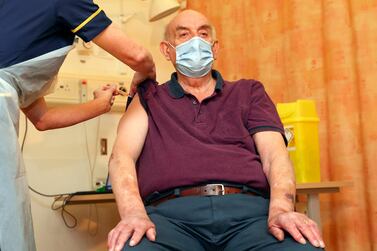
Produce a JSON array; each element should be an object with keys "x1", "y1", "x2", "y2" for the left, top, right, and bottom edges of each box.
[
  {"x1": 93, "y1": 84, "x2": 118, "y2": 112},
  {"x1": 268, "y1": 211, "x2": 325, "y2": 249},
  {"x1": 108, "y1": 212, "x2": 156, "y2": 251},
  {"x1": 129, "y1": 70, "x2": 156, "y2": 97}
]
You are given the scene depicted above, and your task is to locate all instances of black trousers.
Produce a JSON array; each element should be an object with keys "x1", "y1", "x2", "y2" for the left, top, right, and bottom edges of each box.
[{"x1": 123, "y1": 194, "x2": 324, "y2": 251}]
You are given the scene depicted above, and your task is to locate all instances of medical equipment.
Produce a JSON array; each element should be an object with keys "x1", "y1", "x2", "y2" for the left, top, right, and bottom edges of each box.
[{"x1": 118, "y1": 86, "x2": 128, "y2": 96}]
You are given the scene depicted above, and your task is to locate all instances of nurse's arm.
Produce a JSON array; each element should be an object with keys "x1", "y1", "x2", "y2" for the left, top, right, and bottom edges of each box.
[
  {"x1": 21, "y1": 84, "x2": 116, "y2": 131},
  {"x1": 92, "y1": 24, "x2": 156, "y2": 81},
  {"x1": 108, "y1": 94, "x2": 155, "y2": 250}
]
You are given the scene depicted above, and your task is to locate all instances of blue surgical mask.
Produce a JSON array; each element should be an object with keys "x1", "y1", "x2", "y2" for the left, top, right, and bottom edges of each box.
[{"x1": 169, "y1": 37, "x2": 214, "y2": 78}]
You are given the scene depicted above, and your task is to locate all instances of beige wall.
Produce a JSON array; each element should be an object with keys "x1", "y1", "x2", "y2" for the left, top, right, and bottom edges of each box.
[{"x1": 22, "y1": 1, "x2": 176, "y2": 250}]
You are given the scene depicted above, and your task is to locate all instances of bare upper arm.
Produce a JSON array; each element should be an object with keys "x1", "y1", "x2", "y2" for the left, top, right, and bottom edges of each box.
[
  {"x1": 253, "y1": 131, "x2": 289, "y2": 176},
  {"x1": 112, "y1": 94, "x2": 149, "y2": 162}
]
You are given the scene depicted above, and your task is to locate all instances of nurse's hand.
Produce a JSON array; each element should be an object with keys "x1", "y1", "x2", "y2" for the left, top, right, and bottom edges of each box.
[
  {"x1": 107, "y1": 212, "x2": 156, "y2": 251},
  {"x1": 129, "y1": 70, "x2": 156, "y2": 97},
  {"x1": 93, "y1": 84, "x2": 118, "y2": 112}
]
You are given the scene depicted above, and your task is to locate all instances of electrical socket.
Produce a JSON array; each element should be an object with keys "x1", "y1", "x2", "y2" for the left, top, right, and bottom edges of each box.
[{"x1": 45, "y1": 77, "x2": 81, "y2": 104}]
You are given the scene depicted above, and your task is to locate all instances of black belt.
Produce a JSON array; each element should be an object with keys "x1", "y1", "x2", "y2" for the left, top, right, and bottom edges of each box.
[{"x1": 144, "y1": 183, "x2": 266, "y2": 206}]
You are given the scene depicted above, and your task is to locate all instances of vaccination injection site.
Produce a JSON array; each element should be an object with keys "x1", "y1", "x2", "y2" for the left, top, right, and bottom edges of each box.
[{"x1": 1, "y1": 0, "x2": 376, "y2": 251}]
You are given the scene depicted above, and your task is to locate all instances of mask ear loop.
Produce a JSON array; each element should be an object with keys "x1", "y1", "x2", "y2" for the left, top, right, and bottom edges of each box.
[
  {"x1": 210, "y1": 40, "x2": 218, "y2": 60},
  {"x1": 163, "y1": 41, "x2": 176, "y2": 61},
  {"x1": 167, "y1": 41, "x2": 176, "y2": 49}
]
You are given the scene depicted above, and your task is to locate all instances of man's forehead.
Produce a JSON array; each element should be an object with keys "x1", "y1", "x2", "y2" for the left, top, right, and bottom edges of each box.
[
  {"x1": 168, "y1": 10, "x2": 210, "y2": 31},
  {"x1": 165, "y1": 10, "x2": 214, "y2": 40},
  {"x1": 174, "y1": 24, "x2": 212, "y2": 32}
]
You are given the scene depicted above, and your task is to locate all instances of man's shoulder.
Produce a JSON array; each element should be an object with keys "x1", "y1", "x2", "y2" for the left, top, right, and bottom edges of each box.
[
  {"x1": 139, "y1": 79, "x2": 170, "y2": 90},
  {"x1": 221, "y1": 79, "x2": 270, "y2": 102},
  {"x1": 138, "y1": 79, "x2": 169, "y2": 98},
  {"x1": 224, "y1": 78, "x2": 265, "y2": 90}
]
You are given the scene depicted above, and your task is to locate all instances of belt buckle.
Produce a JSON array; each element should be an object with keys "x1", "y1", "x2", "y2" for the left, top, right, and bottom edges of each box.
[{"x1": 203, "y1": 184, "x2": 225, "y2": 196}]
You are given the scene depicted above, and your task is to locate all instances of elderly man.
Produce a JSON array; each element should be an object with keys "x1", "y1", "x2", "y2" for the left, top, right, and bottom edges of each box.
[{"x1": 108, "y1": 10, "x2": 325, "y2": 251}]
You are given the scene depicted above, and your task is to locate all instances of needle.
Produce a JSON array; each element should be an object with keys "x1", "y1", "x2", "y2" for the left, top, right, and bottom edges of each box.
[{"x1": 118, "y1": 87, "x2": 128, "y2": 96}]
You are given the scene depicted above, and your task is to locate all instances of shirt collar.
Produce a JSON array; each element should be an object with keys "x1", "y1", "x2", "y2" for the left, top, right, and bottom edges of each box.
[{"x1": 167, "y1": 70, "x2": 224, "y2": 99}]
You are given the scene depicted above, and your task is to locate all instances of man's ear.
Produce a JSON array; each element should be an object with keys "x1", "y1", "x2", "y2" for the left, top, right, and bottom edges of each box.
[
  {"x1": 212, "y1": 40, "x2": 219, "y2": 60},
  {"x1": 160, "y1": 41, "x2": 172, "y2": 61}
]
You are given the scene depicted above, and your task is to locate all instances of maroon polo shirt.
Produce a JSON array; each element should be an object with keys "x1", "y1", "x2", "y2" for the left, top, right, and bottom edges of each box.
[{"x1": 136, "y1": 70, "x2": 285, "y2": 199}]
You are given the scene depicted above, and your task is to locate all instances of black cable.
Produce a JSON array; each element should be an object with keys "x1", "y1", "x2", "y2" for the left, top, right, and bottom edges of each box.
[
  {"x1": 29, "y1": 186, "x2": 72, "y2": 197},
  {"x1": 51, "y1": 194, "x2": 77, "y2": 228}
]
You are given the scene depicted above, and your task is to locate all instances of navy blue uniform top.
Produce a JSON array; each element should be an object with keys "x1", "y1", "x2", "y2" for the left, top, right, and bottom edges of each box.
[{"x1": 0, "y1": 0, "x2": 112, "y2": 68}]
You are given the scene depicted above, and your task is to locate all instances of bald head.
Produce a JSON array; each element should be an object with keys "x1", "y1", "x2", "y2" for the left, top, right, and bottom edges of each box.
[
  {"x1": 164, "y1": 9, "x2": 216, "y2": 42},
  {"x1": 159, "y1": 9, "x2": 219, "y2": 68}
]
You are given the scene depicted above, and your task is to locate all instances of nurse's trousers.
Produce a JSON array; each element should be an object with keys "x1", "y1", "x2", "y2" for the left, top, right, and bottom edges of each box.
[
  {"x1": 123, "y1": 194, "x2": 324, "y2": 251},
  {"x1": 0, "y1": 79, "x2": 36, "y2": 251}
]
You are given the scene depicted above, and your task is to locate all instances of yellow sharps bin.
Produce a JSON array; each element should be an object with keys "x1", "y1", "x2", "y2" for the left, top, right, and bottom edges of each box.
[{"x1": 276, "y1": 100, "x2": 321, "y2": 183}]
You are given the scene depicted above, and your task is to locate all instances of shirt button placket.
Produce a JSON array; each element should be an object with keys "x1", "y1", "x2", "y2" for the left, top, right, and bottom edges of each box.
[
  {"x1": 191, "y1": 99, "x2": 200, "y2": 123},
  {"x1": 197, "y1": 104, "x2": 205, "y2": 123}
]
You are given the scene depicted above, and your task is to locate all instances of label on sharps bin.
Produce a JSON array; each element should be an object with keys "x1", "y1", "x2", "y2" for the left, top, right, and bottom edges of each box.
[{"x1": 284, "y1": 126, "x2": 296, "y2": 151}]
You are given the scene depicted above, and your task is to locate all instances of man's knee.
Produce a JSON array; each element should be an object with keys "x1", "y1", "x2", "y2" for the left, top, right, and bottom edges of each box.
[
  {"x1": 267, "y1": 237, "x2": 324, "y2": 251},
  {"x1": 121, "y1": 238, "x2": 155, "y2": 251}
]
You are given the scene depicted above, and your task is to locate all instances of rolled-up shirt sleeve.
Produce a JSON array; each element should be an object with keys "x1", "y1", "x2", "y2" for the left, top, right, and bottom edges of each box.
[
  {"x1": 56, "y1": 0, "x2": 112, "y2": 42},
  {"x1": 247, "y1": 81, "x2": 287, "y2": 144}
]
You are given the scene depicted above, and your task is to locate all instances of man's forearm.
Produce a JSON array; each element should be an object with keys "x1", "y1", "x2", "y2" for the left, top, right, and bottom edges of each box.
[
  {"x1": 109, "y1": 153, "x2": 146, "y2": 219},
  {"x1": 268, "y1": 155, "x2": 296, "y2": 217}
]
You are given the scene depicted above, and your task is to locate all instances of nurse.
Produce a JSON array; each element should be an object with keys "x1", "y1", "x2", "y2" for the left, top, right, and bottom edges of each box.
[{"x1": 0, "y1": 0, "x2": 155, "y2": 250}]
